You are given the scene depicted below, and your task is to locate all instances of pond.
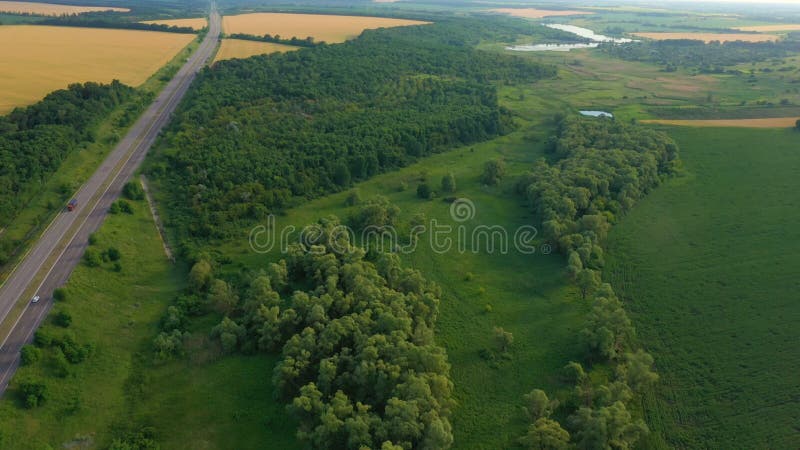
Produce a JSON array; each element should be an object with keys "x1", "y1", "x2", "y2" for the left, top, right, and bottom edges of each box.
[
  {"x1": 506, "y1": 23, "x2": 635, "y2": 52},
  {"x1": 580, "y1": 110, "x2": 614, "y2": 118}
]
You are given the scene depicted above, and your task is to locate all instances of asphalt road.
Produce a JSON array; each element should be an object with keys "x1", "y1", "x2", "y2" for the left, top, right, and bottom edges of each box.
[{"x1": 0, "y1": 5, "x2": 221, "y2": 394}]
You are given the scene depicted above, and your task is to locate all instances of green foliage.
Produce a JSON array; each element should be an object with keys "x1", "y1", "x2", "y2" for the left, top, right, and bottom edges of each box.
[
  {"x1": 441, "y1": 172, "x2": 457, "y2": 193},
  {"x1": 481, "y1": 159, "x2": 506, "y2": 186},
  {"x1": 223, "y1": 217, "x2": 455, "y2": 449},
  {"x1": 108, "y1": 427, "x2": 161, "y2": 450},
  {"x1": 601, "y1": 39, "x2": 800, "y2": 72},
  {"x1": 349, "y1": 195, "x2": 400, "y2": 230},
  {"x1": 0, "y1": 81, "x2": 135, "y2": 226},
  {"x1": 19, "y1": 345, "x2": 40, "y2": 366},
  {"x1": 88, "y1": 233, "x2": 98, "y2": 246},
  {"x1": 53, "y1": 311, "x2": 72, "y2": 328},
  {"x1": 52, "y1": 288, "x2": 67, "y2": 302},
  {"x1": 207, "y1": 279, "x2": 238, "y2": 315},
  {"x1": 150, "y1": 18, "x2": 555, "y2": 240},
  {"x1": 83, "y1": 248, "x2": 102, "y2": 267},
  {"x1": 123, "y1": 181, "x2": 145, "y2": 201},
  {"x1": 110, "y1": 200, "x2": 134, "y2": 215},
  {"x1": 416, "y1": 182, "x2": 433, "y2": 199},
  {"x1": 344, "y1": 190, "x2": 362, "y2": 207},
  {"x1": 106, "y1": 246, "x2": 121, "y2": 262},
  {"x1": 152, "y1": 330, "x2": 186, "y2": 361},
  {"x1": 568, "y1": 401, "x2": 648, "y2": 450},
  {"x1": 188, "y1": 259, "x2": 212, "y2": 292},
  {"x1": 18, "y1": 379, "x2": 47, "y2": 409},
  {"x1": 520, "y1": 418, "x2": 570, "y2": 450},
  {"x1": 493, "y1": 326, "x2": 514, "y2": 353}
]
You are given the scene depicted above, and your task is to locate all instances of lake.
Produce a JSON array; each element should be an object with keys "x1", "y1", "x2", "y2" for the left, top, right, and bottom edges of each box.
[{"x1": 506, "y1": 23, "x2": 634, "y2": 52}]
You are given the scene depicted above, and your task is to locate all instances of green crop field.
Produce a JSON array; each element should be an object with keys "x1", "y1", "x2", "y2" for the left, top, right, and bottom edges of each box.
[{"x1": 606, "y1": 127, "x2": 800, "y2": 449}]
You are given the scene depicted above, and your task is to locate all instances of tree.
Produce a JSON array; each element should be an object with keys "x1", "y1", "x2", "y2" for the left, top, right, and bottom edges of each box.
[
  {"x1": 567, "y1": 251, "x2": 583, "y2": 280},
  {"x1": 417, "y1": 183, "x2": 433, "y2": 199},
  {"x1": 123, "y1": 181, "x2": 145, "y2": 200},
  {"x1": 520, "y1": 418, "x2": 570, "y2": 450},
  {"x1": 208, "y1": 279, "x2": 239, "y2": 315},
  {"x1": 569, "y1": 402, "x2": 648, "y2": 450},
  {"x1": 188, "y1": 259, "x2": 212, "y2": 292},
  {"x1": 481, "y1": 159, "x2": 505, "y2": 186},
  {"x1": 617, "y1": 350, "x2": 659, "y2": 392},
  {"x1": 796, "y1": 119, "x2": 800, "y2": 131},
  {"x1": 83, "y1": 248, "x2": 102, "y2": 267},
  {"x1": 493, "y1": 326, "x2": 514, "y2": 353},
  {"x1": 53, "y1": 311, "x2": 72, "y2": 327},
  {"x1": 20, "y1": 345, "x2": 41, "y2": 366},
  {"x1": 576, "y1": 269, "x2": 601, "y2": 299},
  {"x1": 52, "y1": 288, "x2": 67, "y2": 302},
  {"x1": 441, "y1": 173, "x2": 457, "y2": 193},
  {"x1": 105, "y1": 246, "x2": 121, "y2": 262},
  {"x1": 212, "y1": 317, "x2": 246, "y2": 353},
  {"x1": 523, "y1": 389, "x2": 557, "y2": 421},
  {"x1": 19, "y1": 379, "x2": 47, "y2": 408}
]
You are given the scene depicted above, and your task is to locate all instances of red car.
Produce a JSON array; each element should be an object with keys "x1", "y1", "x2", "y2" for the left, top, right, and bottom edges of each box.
[{"x1": 67, "y1": 199, "x2": 77, "y2": 211}]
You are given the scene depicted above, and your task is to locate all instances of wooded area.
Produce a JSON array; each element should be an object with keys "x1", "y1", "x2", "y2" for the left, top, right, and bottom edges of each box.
[{"x1": 149, "y1": 18, "x2": 557, "y2": 242}]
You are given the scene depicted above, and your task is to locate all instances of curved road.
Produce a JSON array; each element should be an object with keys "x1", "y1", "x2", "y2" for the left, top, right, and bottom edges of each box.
[{"x1": 0, "y1": 5, "x2": 220, "y2": 394}]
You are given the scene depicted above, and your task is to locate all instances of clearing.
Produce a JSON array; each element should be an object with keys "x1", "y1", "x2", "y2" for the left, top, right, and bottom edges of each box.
[
  {"x1": 141, "y1": 17, "x2": 207, "y2": 30},
  {"x1": 0, "y1": 25, "x2": 194, "y2": 112},
  {"x1": 0, "y1": 1, "x2": 127, "y2": 15},
  {"x1": 631, "y1": 32, "x2": 780, "y2": 43},
  {"x1": 606, "y1": 127, "x2": 800, "y2": 449},
  {"x1": 488, "y1": 8, "x2": 593, "y2": 19},
  {"x1": 641, "y1": 117, "x2": 799, "y2": 128},
  {"x1": 213, "y1": 38, "x2": 298, "y2": 62},
  {"x1": 221, "y1": 12, "x2": 429, "y2": 44}
]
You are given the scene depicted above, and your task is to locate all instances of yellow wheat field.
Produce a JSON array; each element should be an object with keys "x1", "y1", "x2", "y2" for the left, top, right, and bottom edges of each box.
[
  {"x1": 735, "y1": 24, "x2": 800, "y2": 32},
  {"x1": 222, "y1": 13, "x2": 430, "y2": 44},
  {"x1": 632, "y1": 32, "x2": 780, "y2": 43},
  {"x1": 142, "y1": 17, "x2": 208, "y2": 31},
  {"x1": 0, "y1": 1, "x2": 128, "y2": 15},
  {"x1": 642, "y1": 118, "x2": 799, "y2": 128},
  {"x1": 488, "y1": 8, "x2": 594, "y2": 19},
  {"x1": 0, "y1": 26, "x2": 194, "y2": 113},
  {"x1": 214, "y1": 39, "x2": 298, "y2": 62}
]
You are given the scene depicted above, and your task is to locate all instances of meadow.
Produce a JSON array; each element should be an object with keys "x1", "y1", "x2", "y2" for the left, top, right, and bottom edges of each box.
[
  {"x1": 141, "y1": 17, "x2": 207, "y2": 30},
  {"x1": 221, "y1": 12, "x2": 429, "y2": 43},
  {"x1": 0, "y1": 26, "x2": 194, "y2": 113},
  {"x1": 606, "y1": 127, "x2": 800, "y2": 449},
  {"x1": 213, "y1": 39, "x2": 298, "y2": 62},
  {"x1": 0, "y1": 1, "x2": 127, "y2": 15},
  {"x1": 736, "y1": 24, "x2": 800, "y2": 32},
  {"x1": 631, "y1": 32, "x2": 781, "y2": 43}
]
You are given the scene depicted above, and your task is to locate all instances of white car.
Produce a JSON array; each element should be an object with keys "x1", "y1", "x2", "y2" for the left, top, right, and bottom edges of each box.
[{"x1": 31, "y1": 295, "x2": 40, "y2": 304}]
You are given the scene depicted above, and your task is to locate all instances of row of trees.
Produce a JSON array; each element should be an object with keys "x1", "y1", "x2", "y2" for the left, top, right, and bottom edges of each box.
[
  {"x1": 148, "y1": 17, "x2": 557, "y2": 242},
  {"x1": 516, "y1": 116, "x2": 676, "y2": 448},
  {"x1": 227, "y1": 32, "x2": 322, "y2": 48},
  {"x1": 167, "y1": 218, "x2": 454, "y2": 448}
]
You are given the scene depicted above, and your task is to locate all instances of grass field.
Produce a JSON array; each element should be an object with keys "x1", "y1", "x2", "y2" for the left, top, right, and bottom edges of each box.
[
  {"x1": 213, "y1": 39, "x2": 298, "y2": 62},
  {"x1": 142, "y1": 17, "x2": 207, "y2": 30},
  {"x1": 642, "y1": 117, "x2": 799, "y2": 127},
  {"x1": 606, "y1": 127, "x2": 800, "y2": 449},
  {"x1": 0, "y1": 195, "x2": 300, "y2": 450},
  {"x1": 0, "y1": 25, "x2": 194, "y2": 113},
  {"x1": 221, "y1": 13, "x2": 429, "y2": 44},
  {"x1": 631, "y1": 32, "x2": 781, "y2": 43},
  {"x1": 487, "y1": 8, "x2": 594, "y2": 19},
  {"x1": 0, "y1": 1, "x2": 127, "y2": 15}
]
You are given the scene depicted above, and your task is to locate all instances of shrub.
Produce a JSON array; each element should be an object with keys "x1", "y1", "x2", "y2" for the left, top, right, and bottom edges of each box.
[
  {"x1": 105, "y1": 247, "x2": 121, "y2": 262},
  {"x1": 53, "y1": 311, "x2": 72, "y2": 328},
  {"x1": 441, "y1": 172, "x2": 457, "y2": 193},
  {"x1": 83, "y1": 248, "x2": 102, "y2": 267},
  {"x1": 88, "y1": 233, "x2": 98, "y2": 246},
  {"x1": 52, "y1": 288, "x2": 67, "y2": 302},
  {"x1": 122, "y1": 181, "x2": 145, "y2": 200},
  {"x1": 18, "y1": 379, "x2": 47, "y2": 408},
  {"x1": 20, "y1": 345, "x2": 41, "y2": 366},
  {"x1": 481, "y1": 159, "x2": 506, "y2": 186},
  {"x1": 344, "y1": 190, "x2": 362, "y2": 206},
  {"x1": 416, "y1": 183, "x2": 433, "y2": 199}
]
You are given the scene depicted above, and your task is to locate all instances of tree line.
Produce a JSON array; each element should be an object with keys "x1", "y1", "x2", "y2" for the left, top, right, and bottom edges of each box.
[
  {"x1": 38, "y1": 16, "x2": 198, "y2": 33},
  {"x1": 147, "y1": 17, "x2": 557, "y2": 244},
  {"x1": 514, "y1": 116, "x2": 678, "y2": 449},
  {"x1": 0, "y1": 81, "x2": 138, "y2": 264},
  {"x1": 227, "y1": 32, "x2": 322, "y2": 47},
  {"x1": 601, "y1": 38, "x2": 800, "y2": 73}
]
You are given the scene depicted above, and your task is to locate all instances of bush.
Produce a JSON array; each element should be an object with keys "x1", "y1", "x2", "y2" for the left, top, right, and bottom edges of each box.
[
  {"x1": 52, "y1": 288, "x2": 67, "y2": 302},
  {"x1": 122, "y1": 181, "x2": 145, "y2": 200},
  {"x1": 20, "y1": 345, "x2": 41, "y2": 366},
  {"x1": 105, "y1": 246, "x2": 121, "y2": 262},
  {"x1": 416, "y1": 183, "x2": 433, "y2": 199},
  {"x1": 88, "y1": 233, "x2": 98, "y2": 246},
  {"x1": 441, "y1": 172, "x2": 457, "y2": 193},
  {"x1": 481, "y1": 159, "x2": 506, "y2": 186},
  {"x1": 18, "y1": 380, "x2": 47, "y2": 408},
  {"x1": 83, "y1": 248, "x2": 102, "y2": 267},
  {"x1": 110, "y1": 200, "x2": 134, "y2": 215},
  {"x1": 344, "y1": 190, "x2": 362, "y2": 206},
  {"x1": 53, "y1": 311, "x2": 72, "y2": 328}
]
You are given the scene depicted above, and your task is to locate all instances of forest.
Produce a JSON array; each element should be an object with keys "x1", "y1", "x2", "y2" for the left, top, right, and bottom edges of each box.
[
  {"x1": 149, "y1": 18, "x2": 557, "y2": 243},
  {"x1": 0, "y1": 82, "x2": 138, "y2": 262},
  {"x1": 601, "y1": 39, "x2": 800, "y2": 72}
]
